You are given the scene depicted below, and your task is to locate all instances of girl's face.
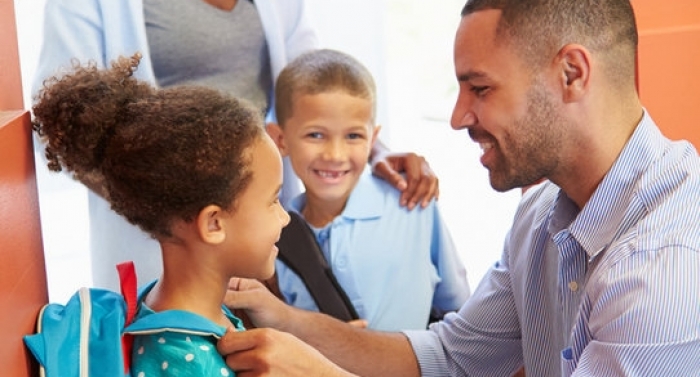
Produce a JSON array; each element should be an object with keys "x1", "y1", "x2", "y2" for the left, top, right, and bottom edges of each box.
[{"x1": 223, "y1": 134, "x2": 290, "y2": 280}]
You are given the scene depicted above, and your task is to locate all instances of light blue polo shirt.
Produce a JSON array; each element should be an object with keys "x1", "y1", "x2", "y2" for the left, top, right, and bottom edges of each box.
[{"x1": 276, "y1": 169, "x2": 471, "y2": 331}]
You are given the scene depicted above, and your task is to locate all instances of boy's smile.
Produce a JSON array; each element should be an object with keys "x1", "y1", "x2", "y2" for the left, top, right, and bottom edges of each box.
[{"x1": 272, "y1": 90, "x2": 379, "y2": 222}]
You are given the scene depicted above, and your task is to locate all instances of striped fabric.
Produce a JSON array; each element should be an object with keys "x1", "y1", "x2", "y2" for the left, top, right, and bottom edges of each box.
[{"x1": 404, "y1": 111, "x2": 700, "y2": 376}]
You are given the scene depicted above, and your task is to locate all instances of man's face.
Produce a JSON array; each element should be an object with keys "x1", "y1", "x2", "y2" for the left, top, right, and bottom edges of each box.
[{"x1": 451, "y1": 9, "x2": 565, "y2": 192}]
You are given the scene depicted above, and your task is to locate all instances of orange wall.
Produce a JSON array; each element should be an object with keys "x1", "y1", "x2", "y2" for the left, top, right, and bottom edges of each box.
[
  {"x1": 632, "y1": 0, "x2": 700, "y2": 148},
  {"x1": 0, "y1": 0, "x2": 24, "y2": 110},
  {"x1": 0, "y1": 0, "x2": 47, "y2": 376},
  {"x1": 0, "y1": 112, "x2": 47, "y2": 377}
]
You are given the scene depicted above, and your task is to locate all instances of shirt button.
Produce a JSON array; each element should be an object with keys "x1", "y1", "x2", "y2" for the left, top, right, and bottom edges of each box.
[{"x1": 568, "y1": 281, "x2": 578, "y2": 292}]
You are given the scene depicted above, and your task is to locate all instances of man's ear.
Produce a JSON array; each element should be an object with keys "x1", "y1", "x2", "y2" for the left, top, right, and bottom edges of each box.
[
  {"x1": 196, "y1": 205, "x2": 227, "y2": 245},
  {"x1": 555, "y1": 44, "x2": 591, "y2": 103},
  {"x1": 265, "y1": 122, "x2": 288, "y2": 156}
]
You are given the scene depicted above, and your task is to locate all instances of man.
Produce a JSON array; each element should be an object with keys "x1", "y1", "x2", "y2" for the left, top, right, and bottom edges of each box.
[{"x1": 217, "y1": 0, "x2": 700, "y2": 376}]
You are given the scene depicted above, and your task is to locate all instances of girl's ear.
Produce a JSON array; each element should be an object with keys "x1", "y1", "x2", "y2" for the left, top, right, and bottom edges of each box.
[
  {"x1": 196, "y1": 205, "x2": 226, "y2": 245},
  {"x1": 265, "y1": 122, "x2": 288, "y2": 156}
]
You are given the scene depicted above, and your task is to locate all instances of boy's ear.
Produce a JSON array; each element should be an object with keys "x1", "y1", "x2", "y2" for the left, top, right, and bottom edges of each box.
[
  {"x1": 196, "y1": 205, "x2": 226, "y2": 245},
  {"x1": 370, "y1": 125, "x2": 382, "y2": 148},
  {"x1": 265, "y1": 122, "x2": 288, "y2": 156}
]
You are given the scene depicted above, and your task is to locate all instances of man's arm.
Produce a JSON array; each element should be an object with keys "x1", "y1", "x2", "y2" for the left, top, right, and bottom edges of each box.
[{"x1": 219, "y1": 278, "x2": 421, "y2": 377}]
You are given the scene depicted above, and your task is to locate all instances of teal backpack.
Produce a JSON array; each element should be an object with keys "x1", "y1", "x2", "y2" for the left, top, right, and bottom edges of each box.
[
  {"x1": 23, "y1": 262, "x2": 139, "y2": 376},
  {"x1": 23, "y1": 262, "x2": 230, "y2": 377}
]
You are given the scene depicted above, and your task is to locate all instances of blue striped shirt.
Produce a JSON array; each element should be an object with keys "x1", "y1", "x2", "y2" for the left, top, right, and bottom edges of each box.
[{"x1": 404, "y1": 111, "x2": 700, "y2": 376}]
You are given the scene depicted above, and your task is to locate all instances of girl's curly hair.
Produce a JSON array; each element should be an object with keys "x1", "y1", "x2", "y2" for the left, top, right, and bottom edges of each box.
[{"x1": 32, "y1": 53, "x2": 265, "y2": 238}]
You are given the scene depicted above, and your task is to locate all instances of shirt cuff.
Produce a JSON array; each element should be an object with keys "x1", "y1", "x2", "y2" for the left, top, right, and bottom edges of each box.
[{"x1": 403, "y1": 328, "x2": 450, "y2": 377}]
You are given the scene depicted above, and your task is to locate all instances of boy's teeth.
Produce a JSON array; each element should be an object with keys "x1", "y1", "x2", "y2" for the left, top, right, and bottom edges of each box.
[{"x1": 318, "y1": 170, "x2": 342, "y2": 178}]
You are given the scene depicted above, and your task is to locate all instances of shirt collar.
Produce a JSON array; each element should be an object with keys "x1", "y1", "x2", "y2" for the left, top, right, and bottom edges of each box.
[
  {"x1": 287, "y1": 168, "x2": 384, "y2": 221},
  {"x1": 558, "y1": 110, "x2": 662, "y2": 259}
]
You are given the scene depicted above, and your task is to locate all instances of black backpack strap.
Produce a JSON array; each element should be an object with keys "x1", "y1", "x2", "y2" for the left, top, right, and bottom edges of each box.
[{"x1": 276, "y1": 211, "x2": 359, "y2": 321}]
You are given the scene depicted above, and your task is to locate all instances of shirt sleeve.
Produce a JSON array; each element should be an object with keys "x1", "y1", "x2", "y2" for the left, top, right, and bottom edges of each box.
[
  {"x1": 33, "y1": 0, "x2": 108, "y2": 96},
  {"x1": 131, "y1": 332, "x2": 234, "y2": 377},
  {"x1": 405, "y1": 233, "x2": 524, "y2": 377},
  {"x1": 32, "y1": 0, "x2": 108, "y2": 161},
  {"x1": 275, "y1": 0, "x2": 320, "y2": 61},
  {"x1": 428, "y1": 202, "x2": 471, "y2": 315}
]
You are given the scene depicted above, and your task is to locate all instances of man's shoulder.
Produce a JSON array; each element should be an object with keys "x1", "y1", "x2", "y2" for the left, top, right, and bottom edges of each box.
[
  {"x1": 637, "y1": 179, "x2": 700, "y2": 249},
  {"x1": 635, "y1": 140, "x2": 700, "y2": 243}
]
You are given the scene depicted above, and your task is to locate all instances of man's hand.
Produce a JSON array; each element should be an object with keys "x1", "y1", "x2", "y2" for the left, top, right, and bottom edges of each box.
[
  {"x1": 223, "y1": 279, "x2": 419, "y2": 377},
  {"x1": 226, "y1": 277, "x2": 369, "y2": 329},
  {"x1": 221, "y1": 278, "x2": 358, "y2": 377},
  {"x1": 218, "y1": 328, "x2": 357, "y2": 377},
  {"x1": 225, "y1": 277, "x2": 290, "y2": 329},
  {"x1": 371, "y1": 151, "x2": 439, "y2": 210}
]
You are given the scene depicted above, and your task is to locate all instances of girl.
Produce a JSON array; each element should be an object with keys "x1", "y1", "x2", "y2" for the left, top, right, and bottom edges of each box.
[{"x1": 32, "y1": 53, "x2": 290, "y2": 375}]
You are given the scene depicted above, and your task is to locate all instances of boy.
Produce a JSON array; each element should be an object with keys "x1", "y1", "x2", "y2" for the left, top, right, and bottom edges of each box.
[{"x1": 266, "y1": 49, "x2": 470, "y2": 331}]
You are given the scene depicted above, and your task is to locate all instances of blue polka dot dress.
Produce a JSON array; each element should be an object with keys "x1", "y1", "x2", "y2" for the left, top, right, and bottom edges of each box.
[{"x1": 129, "y1": 303, "x2": 245, "y2": 376}]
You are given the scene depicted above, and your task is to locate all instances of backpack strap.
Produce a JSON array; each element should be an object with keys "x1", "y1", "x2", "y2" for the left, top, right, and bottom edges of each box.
[
  {"x1": 276, "y1": 211, "x2": 359, "y2": 321},
  {"x1": 116, "y1": 261, "x2": 138, "y2": 374}
]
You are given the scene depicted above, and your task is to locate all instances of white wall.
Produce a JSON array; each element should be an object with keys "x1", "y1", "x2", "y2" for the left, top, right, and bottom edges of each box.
[{"x1": 304, "y1": 0, "x2": 391, "y2": 140}]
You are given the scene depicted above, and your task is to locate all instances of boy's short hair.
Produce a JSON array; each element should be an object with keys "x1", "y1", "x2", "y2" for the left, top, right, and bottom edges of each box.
[{"x1": 275, "y1": 49, "x2": 376, "y2": 125}]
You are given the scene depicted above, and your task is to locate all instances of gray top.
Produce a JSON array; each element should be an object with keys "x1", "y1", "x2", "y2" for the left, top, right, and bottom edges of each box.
[{"x1": 144, "y1": 0, "x2": 272, "y2": 112}]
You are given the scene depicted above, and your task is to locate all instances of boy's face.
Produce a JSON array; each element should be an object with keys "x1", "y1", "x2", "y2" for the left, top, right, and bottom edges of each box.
[{"x1": 271, "y1": 90, "x2": 380, "y2": 207}]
